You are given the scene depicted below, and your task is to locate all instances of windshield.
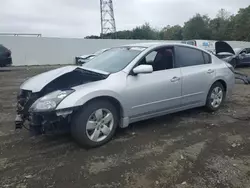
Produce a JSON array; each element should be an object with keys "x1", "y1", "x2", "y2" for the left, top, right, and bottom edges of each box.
[
  {"x1": 82, "y1": 47, "x2": 146, "y2": 73},
  {"x1": 94, "y1": 48, "x2": 108, "y2": 56},
  {"x1": 234, "y1": 48, "x2": 243, "y2": 55}
]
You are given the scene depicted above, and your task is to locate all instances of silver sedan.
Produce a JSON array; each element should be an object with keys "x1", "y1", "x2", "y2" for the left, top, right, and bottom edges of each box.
[{"x1": 16, "y1": 42, "x2": 235, "y2": 148}]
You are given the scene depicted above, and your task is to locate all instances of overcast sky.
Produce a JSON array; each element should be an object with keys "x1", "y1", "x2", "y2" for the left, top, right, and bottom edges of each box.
[{"x1": 0, "y1": 0, "x2": 249, "y2": 38}]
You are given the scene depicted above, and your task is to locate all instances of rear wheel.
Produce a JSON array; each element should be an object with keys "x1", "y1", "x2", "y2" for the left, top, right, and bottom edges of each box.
[
  {"x1": 71, "y1": 100, "x2": 118, "y2": 148},
  {"x1": 205, "y1": 82, "x2": 225, "y2": 112}
]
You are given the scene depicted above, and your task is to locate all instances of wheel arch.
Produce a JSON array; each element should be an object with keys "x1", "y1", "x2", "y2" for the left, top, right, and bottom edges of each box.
[
  {"x1": 206, "y1": 78, "x2": 228, "y2": 100},
  {"x1": 69, "y1": 93, "x2": 128, "y2": 128},
  {"x1": 213, "y1": 79, "x2": 227, "y2": 91},
  {"x1": 83, "y1": 96, "x2": 125, "y2": 121}
]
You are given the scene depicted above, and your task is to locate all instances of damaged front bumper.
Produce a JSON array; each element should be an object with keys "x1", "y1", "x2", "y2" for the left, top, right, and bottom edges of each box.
[
  {"x1": 15, "y1": 108, "x2": 74, "y2": 135},
  {"x1": 15, "y1": 67, "x2": 109, "y2": 135},
  {"x1": 15, "y1": 89, "x2": 75, "y2": 135}
]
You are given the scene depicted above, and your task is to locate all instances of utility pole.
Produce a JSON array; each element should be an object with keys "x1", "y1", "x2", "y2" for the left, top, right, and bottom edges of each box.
[{"x1": 100, "y1": 0, "x2": 116, "y2": 38}]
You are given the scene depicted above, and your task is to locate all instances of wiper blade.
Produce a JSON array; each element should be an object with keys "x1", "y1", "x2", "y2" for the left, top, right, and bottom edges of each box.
[{"x1": 75, "y1": 68, "x2": 109, "y2": 79}]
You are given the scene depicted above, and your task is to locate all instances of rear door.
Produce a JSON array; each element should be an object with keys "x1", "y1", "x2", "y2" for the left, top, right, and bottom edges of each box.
[{"x1": 175, "y1": 46, "x2": 216, "y2": 107}]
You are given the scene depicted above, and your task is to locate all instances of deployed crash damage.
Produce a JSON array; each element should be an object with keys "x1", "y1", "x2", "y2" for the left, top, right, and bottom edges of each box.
[
  {"x1": 15, "y1": 43, "x2": 235, "y2": 148},
  {"x1": 214, "y1": 41, "x2": 250, "y2": 84},
  {"x1": 214, "y1": 41, "x2": 238, "y2": 68},
  {"x1": 15, "y1": 66, "x2": 109, "y2": 134}
]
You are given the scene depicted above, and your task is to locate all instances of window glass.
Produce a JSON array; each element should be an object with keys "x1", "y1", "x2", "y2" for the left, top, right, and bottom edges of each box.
[
  {"x1": 139, "y1": 48, "x2": 174, "y2": 71},
  {"x1": 175, "y1": 46, "x2": 205, "y2": 67},
  {"x1": 187, "y1": 41, "x2": 195, "y2": 46},
  {"x1": 203, "y1": 52, "x2": 211, "y2": 64},
  {"x1": 240, "y1": 50, "x2": 247, "y2": 55},
  {"x1": 145, "y1": 51, "x2": 157, "y2": 63},
  {"x1": 83, "y1": 47, "x2": 145, "y2": 73}
]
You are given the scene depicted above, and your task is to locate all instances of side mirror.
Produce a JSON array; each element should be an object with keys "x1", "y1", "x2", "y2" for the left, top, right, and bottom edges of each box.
[{"x1": 132, "y1": 65, "x2": 153, "y2": 75}]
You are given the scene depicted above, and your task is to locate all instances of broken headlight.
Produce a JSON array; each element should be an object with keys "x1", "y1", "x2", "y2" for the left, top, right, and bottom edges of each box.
[{"x1": 30, "y1": 89, "x2": 75, "y2": 112}]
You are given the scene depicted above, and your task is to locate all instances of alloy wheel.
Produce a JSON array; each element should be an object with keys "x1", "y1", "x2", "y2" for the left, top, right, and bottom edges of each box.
[
  {"x1": 210, "y1": 87, "x2": 223, "y2": 108},
  {"x1": 86, "y1": 108, "x2": 114, "y2": 142}
]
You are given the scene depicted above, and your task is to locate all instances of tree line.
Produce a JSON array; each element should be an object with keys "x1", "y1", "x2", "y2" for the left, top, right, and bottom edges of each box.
[{"x1": 85, "y1": 5, "x2": 250, "y2": 41}]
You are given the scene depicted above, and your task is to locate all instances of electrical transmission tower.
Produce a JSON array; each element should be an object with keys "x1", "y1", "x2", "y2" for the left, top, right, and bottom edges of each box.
[{"x1": 100, "y1": 0, "x2": 116, "y2": 37}]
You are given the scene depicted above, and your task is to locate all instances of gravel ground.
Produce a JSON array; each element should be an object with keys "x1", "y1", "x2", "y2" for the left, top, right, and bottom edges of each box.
[{"x1": 1, "y1": 66, "x2": 250, "y2": 188}]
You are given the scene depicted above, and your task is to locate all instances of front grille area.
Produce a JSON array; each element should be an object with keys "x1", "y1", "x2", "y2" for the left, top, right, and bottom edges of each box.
[
  {"x1": 17, "y1": 90, "x2": 32, "y2": 113},
  {"x1": 17, "y1": 90, "x2": 39, "y2": 115}
]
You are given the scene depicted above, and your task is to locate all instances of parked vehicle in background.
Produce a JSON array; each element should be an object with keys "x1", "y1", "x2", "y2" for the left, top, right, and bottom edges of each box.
[
  {"x1": 16, "y1": 42, "x2": 235, "y2": 148},
  {"x1": 233, "y1": 48, "x2": 250, "y2": 67},
  {"x1": 0, "y1": 44, "x2": 12, "y2": 67},
  {"x1": 214, "y1": 41, "x2": 250, "y2": 68},
  {"x1": 75, "y1": 48, "x2": 110, "y2": 65},
  {"x1": 181, "y1": 40, "x2": 215, "y2": 51}
]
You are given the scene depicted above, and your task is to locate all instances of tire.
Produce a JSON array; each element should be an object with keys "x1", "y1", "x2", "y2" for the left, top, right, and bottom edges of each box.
[
  {"x1": 205, "y1": 82, "x2": 225, "y2": 112},
  {"x1": 71, "y1": 100, "x2": 119, "y2": 148}
]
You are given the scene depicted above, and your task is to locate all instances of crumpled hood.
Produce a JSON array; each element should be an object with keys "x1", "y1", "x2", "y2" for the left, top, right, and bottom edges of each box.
[
  {"x1": 20, "y1": 66, "x2": 109, "y2": 92},
  {"x1": 215, "y1": 41, "x2": 235, "y2": 55}
]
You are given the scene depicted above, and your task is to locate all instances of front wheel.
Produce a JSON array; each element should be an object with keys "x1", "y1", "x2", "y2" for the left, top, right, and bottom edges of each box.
[
  {"x1": 71, "y1": 100, "x2": 119, "y2": 148},
  {"x1": 205, "y1": 82, "x2": 225, "y2": 112}
]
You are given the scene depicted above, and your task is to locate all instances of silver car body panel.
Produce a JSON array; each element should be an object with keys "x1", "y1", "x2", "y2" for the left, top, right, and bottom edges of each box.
[{"x1": 20, "y1": 42, "x2": 235, "y2": 128}]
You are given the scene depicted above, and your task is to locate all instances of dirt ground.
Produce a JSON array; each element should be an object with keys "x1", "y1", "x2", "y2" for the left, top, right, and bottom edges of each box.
[{"x1": 1, "y1": 66, "x2": 250, "y2": 188}]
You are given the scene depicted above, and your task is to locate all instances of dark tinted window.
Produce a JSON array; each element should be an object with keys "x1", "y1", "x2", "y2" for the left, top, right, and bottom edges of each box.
[
  {"x1": 175, "y1": 46, "x2": 205, "y2": 68},
  {"x1": 187, "y1": 41, "x2": 195, "y2": 46},
  {"x1": 139, "y1": 47, "x2": 174, "y2": 71},
  {"x1": 246, "y1": 48, "x2": 250, "y2": 54},
  {"x1": 203, "y1": 52, "x2": 211, "y2": 64},
  {"x1": 0, "y1": 45, "x2": 8, "y2": 53}
]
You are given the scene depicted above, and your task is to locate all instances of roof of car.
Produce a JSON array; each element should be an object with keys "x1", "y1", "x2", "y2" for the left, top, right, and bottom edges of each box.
[
  {"x1": 121, "y1": 42, "x2": 191, "y2": 48},
  {"x1": 120, "y1": 42, "x2": 210, "y2": 53},
  {"x1": 123, "y1": 42, "x2": 163, "y2": 47}
]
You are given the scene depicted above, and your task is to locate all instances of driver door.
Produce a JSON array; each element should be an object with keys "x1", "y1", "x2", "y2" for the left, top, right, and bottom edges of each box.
[{"x1": 123, "y1": 47, "x2": 182, "y2": 121}]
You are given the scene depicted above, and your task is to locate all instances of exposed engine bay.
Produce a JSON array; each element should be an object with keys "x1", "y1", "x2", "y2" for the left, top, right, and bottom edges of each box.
[
  {"x1": 15, "y1": 67, "x2": 109, "y2": 134},
  {"x1": 213, "y1": 41, "x2": 250, "y2": 84},
  {"x1": 214, "y1": 41, "x2": 238, "y2": 68}
]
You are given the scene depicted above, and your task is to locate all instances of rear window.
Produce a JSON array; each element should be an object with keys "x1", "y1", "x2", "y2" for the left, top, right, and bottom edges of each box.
[
  {"x1": 246, "y1": 48, "x2": 250, "y2": 54},
  {"x1": 203, "y1": 52, "x2": 211, "y2": 64},
  {"x1": 175, "y1": 46, "x2": 205, "y2": 68}
]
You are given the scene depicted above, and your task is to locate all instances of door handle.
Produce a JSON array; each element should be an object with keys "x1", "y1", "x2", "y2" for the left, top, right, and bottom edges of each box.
[
  {"x1": 207, "y1": 69, "x2": 215, "y2": 74},
  {"x1": 171, "y1": 76, "x2": 180, "y2": 82}
]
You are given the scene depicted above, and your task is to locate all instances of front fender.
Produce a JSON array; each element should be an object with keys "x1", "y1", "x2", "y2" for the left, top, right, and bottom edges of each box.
[{"x1": 56, "y1": 90, "x2": 129, "y2": 117}]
